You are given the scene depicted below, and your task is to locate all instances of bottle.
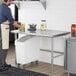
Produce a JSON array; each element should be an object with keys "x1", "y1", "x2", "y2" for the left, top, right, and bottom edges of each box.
[
  {"x1": 71, "y1": 24, "x2": 76, "y2": 37},
  {"x1": 40, "y1": 20, "x2": 47, "y2": 31},
  {"x1": 19, "y1": 23, "x2": 25, "y2": 32}
]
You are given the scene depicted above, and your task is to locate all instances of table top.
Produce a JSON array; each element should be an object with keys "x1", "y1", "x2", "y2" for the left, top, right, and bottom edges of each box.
[{"x1": 11, "y1": 29, "x2": 70, "y2": 38}]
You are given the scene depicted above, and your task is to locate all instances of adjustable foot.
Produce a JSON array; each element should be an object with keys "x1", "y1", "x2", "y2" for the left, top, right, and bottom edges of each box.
[
  {"x1": 35, "y1": 60, "x2": 39, "y2": 65},
  {"x1": 68, "y1": 72, "x2": 70, "y2": 76},
  {"x1": 17, "y1": 63, "x2": 21, "y2": 68}
]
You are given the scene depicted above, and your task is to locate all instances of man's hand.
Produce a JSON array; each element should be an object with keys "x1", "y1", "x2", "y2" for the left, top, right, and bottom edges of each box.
[
  {"x1": 13, "y1": 21, "x2": 22, "y2": 28},
  {"x1": 17, "y1": 22, "x2": 22, "y2": 29}
]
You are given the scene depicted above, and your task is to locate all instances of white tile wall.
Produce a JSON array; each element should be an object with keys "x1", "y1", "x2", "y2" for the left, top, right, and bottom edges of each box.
[{"x1": 18, "y1": 1, "x2": 46, "y2": 29}]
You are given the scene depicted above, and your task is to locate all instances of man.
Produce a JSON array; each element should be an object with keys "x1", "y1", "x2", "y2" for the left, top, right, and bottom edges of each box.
[{"x1": 0, "y1": 0, "x2": 21, "y2": 71}]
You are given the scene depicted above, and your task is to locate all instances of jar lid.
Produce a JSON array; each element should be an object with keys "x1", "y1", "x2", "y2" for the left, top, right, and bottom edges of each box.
[
  {"x1": 72, "y1": 24, "x2": 76, "y2": 26},
  {"x1": 41, "y1": 20, "x2": 46, "y2": 22}
]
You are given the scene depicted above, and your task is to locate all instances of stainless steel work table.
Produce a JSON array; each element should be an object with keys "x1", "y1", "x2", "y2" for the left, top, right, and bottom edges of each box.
[{"x1": 11, "y1": 29, "x2": 70, "y2": 76}]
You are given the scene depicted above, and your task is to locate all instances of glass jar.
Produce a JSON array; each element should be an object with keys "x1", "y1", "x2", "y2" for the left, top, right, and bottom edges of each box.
[
  {"x1": 71, "y1": 24, "x2": 76, "y2": 37},
  {"x1": 40, "y1": 20, "x2": 47, "y2": 31},
  {"x1": 19, "y1": 23, "x2": 25, "y2": 32}
]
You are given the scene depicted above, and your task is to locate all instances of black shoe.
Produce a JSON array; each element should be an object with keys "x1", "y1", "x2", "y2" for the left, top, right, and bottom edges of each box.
[
  {"x1": 0, "y1": 64, "x2": 11, "y2": 72},
  {"x1": 0, "y1": 66, "x2": 9, "y2": 72},
  {"x1": 4, "y1": 64, "x2": 11, "y2": 68}
]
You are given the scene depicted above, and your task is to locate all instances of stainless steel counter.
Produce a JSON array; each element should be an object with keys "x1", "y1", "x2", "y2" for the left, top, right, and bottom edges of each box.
[
  {"x1": 11, "y1": 29, "x2": 70, "y2": 76},
  {"x1": 11, "y1": 29, "x2": 70, "y2": 38}
]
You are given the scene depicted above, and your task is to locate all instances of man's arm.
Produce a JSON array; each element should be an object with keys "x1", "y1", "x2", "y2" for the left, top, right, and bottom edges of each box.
[{"x1": 5, "y1": 8, "x2": 21, "y2": 28}]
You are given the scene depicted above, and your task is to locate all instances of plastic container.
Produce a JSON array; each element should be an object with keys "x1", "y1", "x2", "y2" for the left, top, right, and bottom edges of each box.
[
  {"x1": 71, "y1": 24, "x2": 76, "y2": 37},
  {"x1": 15, "y1": 35, "x2": 40, "y2": 65},
  {"x1": 40, "y1": 20, "x2": 47, "y2": 31},
  {"x1": 19, "y1": 23, "x2": 26, "y2": 32}
]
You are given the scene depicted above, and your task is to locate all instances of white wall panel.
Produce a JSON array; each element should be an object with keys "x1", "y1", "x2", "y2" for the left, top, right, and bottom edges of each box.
[
  {"x1": 47, "y1": 0, "x2": 76, "y2": 31},
  {"x1": 19, "y1": 1, "x2": 46, "y2": 29}
]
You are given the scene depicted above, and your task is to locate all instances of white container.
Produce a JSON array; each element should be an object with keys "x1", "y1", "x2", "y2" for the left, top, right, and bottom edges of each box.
[{"x1": 15, "y1": 35, "x2": 40, "y2": 65}]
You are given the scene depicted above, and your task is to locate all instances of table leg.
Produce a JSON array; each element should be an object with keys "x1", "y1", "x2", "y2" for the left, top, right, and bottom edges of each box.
[
  {"x1": 15, "y1": 33, "x2": 18, "y2": 40},
  {"x1": 51, "y1": 37, "x2": 54, "y2": 76},
  {"x1": 14, "y1": 33, "x2": 18, "y2": 66},
  {"x1": 68, "y1": 72, "x2": 70, "y2": 76}
]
